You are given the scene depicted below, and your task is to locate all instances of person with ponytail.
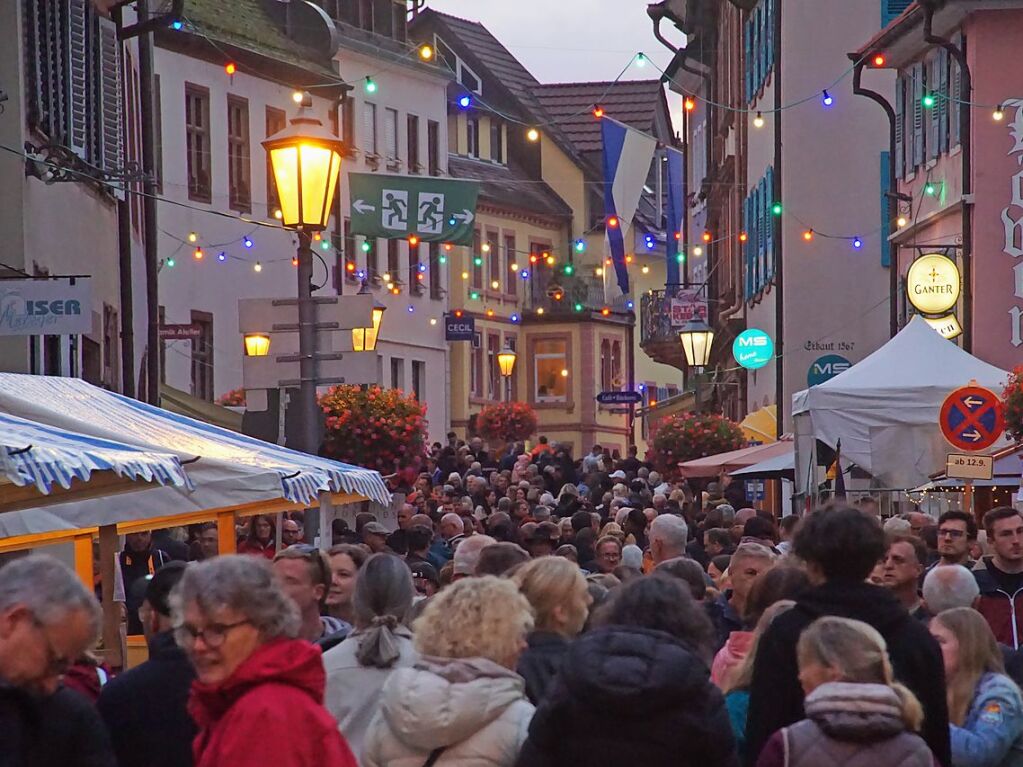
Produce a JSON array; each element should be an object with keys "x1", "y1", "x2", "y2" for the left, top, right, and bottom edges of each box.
[
  {"x1": 756, "y1": 616, "x2": 936, "y2": 767},
  {"x1": 323, "y1": 553, "x2": 418, "y2": 763},
  {"x1": 930, "y1": 608, "x2": 1023, "y2": 767}
]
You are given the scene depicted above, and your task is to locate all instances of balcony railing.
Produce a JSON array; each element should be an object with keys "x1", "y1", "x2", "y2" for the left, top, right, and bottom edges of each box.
[
  {"x1": 640, "y1": 284, "x2": 709, "y2": 347},
  {"x1": 522, "y1": 274, "x2": 632, "y2": 316}
]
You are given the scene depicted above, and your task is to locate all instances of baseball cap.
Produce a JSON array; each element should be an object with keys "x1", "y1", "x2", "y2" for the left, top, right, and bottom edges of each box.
[
  {"x1": 363, "y1": 521, "x2": 389, "y2": 536},
  {"x1": 609, "y1": 470, "x2": 627, "y2": 480},
  {"x1": 143, "y1": 560, "x2": 188, "y2": 617},
  {"x1": 409, "y1": 561, "x2": 440, "y2": 585}
]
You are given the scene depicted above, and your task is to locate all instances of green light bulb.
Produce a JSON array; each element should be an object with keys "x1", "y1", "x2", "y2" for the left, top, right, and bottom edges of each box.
[
  {"x1": 470, "y1": 291, "x2": 479, "y2": 300},
  {"x1": 574, "y1": 303, "x2": 583, "y2": 312},
  {"x1": 365, "y1": 78, "x2": 377, "y2": 94},
  {"x1": 474, "y1": 257, "x2": 483, "y2": 266},
  {"x1": 676, "y1": 254, "x2": 684, "y2": 263},
  {"x1": 564, "y1": 264, "x2": 574, "y2": 275},
  {"x1": 439, "y1": 255, "x2": 447, "y2": 264},
  {"x1": 922, "y1": 93, "x2": 935, "y2": 108},
  {"x1": 321, "y1": 241, "x2": 330, "y2": 251},
  {"x1": 361, "y1": 241, "x2": 371, "y2": 252},
  {"x1": 772, "y1": 202, "x2": 783, "y2": 216},
  {"x1": 166, "y1": 257, "x2": 175, "y2": 267}
]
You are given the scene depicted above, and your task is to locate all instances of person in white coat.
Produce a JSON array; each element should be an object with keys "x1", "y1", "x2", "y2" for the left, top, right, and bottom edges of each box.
[
  {"x1": 323, "y1": 553, "x2": 418, "y2": 763},
  {"x1": 362, "y1": 575, "x2": 535, "y2": 767}
]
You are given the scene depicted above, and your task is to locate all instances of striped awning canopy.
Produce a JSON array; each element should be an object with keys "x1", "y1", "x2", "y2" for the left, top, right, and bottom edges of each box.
[
  {"x1": 0, "y1": 375, "x2": 390, "y2": 532},
  {"x1": 0, "y1": 411, "x2": 192, "y2": 494}
]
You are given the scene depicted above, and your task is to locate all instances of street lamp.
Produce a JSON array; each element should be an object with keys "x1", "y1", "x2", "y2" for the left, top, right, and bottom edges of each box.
[
  {"x1": 352, "y1": 280, "x2": 385, "y2": 352},
  {"x1": 678, "y1": 319, "x2": 714, "y2": 370},
  {"x1": 497, "y1": 345, "x2": 517, "y2": 377},
  {"x1": 243, "y1": 333, "x2": 271, "y2": 357},
  {"x1": 263, "y1": 94, "x2": 345, "y2": 455}
]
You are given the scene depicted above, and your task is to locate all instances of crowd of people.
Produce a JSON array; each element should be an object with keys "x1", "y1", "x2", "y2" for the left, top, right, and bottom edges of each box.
[{"x1": 3, "y1": 433, "x2": 1023, "y2": 767}]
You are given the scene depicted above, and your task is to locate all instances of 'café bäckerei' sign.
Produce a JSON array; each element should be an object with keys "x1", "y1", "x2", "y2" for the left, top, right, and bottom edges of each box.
[{"x1": 0, "y1": 278, "x2": 92, "y2": 336}]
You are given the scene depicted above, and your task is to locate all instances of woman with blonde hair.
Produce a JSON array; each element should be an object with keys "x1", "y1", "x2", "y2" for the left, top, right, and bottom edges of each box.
[
  {"x1": 756, "y1": 616, "x2": 934, "y2": 767},
  {"x1": 930, "y1": 607, "x2": 1023, "y2": 767},
  {"x1": 362, "y1": 576, "x2": 535, "y2": 767},
  {"x1": 512, "y1": 556, "x2": 591, "y2": 704}
]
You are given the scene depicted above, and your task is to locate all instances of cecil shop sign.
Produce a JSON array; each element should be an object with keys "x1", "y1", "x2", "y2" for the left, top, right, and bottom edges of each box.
[{"x1": 0, "y1": 278, "x2": 92, "y2": 336}]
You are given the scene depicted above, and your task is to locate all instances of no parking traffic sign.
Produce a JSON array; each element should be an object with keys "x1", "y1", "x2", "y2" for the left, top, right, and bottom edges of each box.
[{"x1": 939, "y1": 384, "x2": 1005, "y2": 452}]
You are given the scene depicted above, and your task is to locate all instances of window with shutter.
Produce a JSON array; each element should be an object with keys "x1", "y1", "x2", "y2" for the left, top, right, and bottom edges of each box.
[
  {"x1": 184, "y1": 83, "x2": 211, "y2": 202},
  {"x1": 927, "y1": 55, "x2": 939, "y2": 162},
  {"x1": 384, "y1": 107, "x2": 398, "y2": 160},
  {"x1": 265, "y1": 107, "x2": 286, "y2": 214},
  {"x1": 912, "y1": 63, "x2": 924, "y2": 170},
  {"x1": 227, "y1": 96, "x2": 250, "y2": 212},
  {"x1": 744, "y1": 20, "x2": 752, "y2": 104},
  {"x1": 882, "y1": 0, "x2": 913, "y2": 26},
  {"x1": 759, "y1": 177, "x2": 769, "y2": 286},
  {"x1": 407, "y1": 114, "x2": 420, "y2": 173},
  {"x1": 96, "y1": 17, "x2": 123, "y2": 180},
  {"x1": 949, "y1": 34, "x2": 963, "y2": 148},
  {"x1": 937, "y1": 48, "x2": 949, "y2": 153},
  {"x1": 67, "y1": 0, "x2": 89, "y2": 158},
  {"x1": 363, "y1": 102, "x2": 377, "y2": 155},
  {"x1": 894, "y1": 74, "x2": 905, "y2": 179},
  {"x1": 765, "y1": 166, "x2": 775, "y2": 281},
  {"x1": 766, "y1": 0, "x2": 775, "y2": 74}
]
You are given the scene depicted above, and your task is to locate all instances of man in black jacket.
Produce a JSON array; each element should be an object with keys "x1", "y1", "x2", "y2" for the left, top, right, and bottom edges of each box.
[
  {"x1": 744, "y1": 505, "x2": 950, "y2": 767},
  {"x1": 98, "y1": 561, "x2": 196, "y2": 767}
]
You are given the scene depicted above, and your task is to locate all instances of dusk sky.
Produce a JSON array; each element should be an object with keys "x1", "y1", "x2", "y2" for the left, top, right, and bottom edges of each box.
[{"x1": 422, "y1": 0, "x2": 683, "y2": 124}]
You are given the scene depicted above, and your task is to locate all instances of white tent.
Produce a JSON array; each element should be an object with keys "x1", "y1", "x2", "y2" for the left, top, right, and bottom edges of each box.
[
  {"x1": 0, "y1": 374, "x2": 389, "y2": 537},
  {"x1": 792, "y1": 316, "x2": 1009, "y2": 490}
]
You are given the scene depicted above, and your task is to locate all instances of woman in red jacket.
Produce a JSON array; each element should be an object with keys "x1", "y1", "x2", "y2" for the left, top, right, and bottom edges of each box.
[{"x1": 170, "y1": 555, "x2": 357, "y2": 767}]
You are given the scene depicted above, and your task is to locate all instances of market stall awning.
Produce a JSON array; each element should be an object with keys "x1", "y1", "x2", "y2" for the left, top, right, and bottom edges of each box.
[
  {"x1": 0, "y1": 411, "x2": 192, "y2": 493},
  {"x1": 678, "y1": 438, "x2": 794, "y2": 479},
  {"x1": 728, "y1": 448, "x2": 795, "y2": 480},
  {"x1": 0, "y1": 374, "x2": 389, "y2": 537}
]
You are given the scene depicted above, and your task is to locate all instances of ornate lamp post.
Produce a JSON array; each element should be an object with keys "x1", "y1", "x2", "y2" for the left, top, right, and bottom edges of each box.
[{"x1": 263, "y1": 94, "x2": 344, "y2": 452}]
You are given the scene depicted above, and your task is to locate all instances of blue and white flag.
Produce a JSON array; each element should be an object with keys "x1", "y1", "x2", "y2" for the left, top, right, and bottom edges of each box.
[
  {"x1": 601, "y1": 118, "x2": 657, "y2": 301},
  {"x1": 665, "y1": 146, "x2": 685, "y2": 285}
]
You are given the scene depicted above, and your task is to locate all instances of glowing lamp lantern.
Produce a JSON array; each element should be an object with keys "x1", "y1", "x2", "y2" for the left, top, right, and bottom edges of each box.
[
  {"x1": 262, "y1": 105, "x2": 345, "y2": 231},
  {"x1": 243, "y1": 333, "x2": 271, "y2": 357},
  {"x1": 352, "y1": 302, "x2": 386, "y2": 352},
  {"x1": 678, "y1": 319, "x2": 714, "y2": 369},
  {"x1": 497, "y1": 345, "x2": 517, "y2": 377}
]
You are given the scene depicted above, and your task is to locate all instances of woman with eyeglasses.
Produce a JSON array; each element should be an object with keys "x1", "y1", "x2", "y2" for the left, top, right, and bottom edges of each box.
[
  {"x1": 170, "y1": 555, "x2": 357, "y2": 767},
  {"x1": 323, "y1": 554, "x2": 418, "y2": 762}
]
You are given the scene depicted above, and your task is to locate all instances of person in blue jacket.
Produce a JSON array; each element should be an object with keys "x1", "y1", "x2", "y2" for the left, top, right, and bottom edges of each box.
[{"x1": 931, "y1": 607, "x2": 1023, "y2": 767}]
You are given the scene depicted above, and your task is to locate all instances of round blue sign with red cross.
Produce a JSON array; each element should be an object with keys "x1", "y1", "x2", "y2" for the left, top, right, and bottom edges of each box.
[{"x1": 939, "y1": 384, "x2": 1005, "y2": 452}]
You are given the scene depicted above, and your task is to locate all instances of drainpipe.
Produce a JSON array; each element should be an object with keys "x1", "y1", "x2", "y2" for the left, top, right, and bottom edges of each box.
[
  {"x1": 772, "y1": 0, "x2": 783, "y2": 442},
  {"x1": 922, "y1": 3, "x2": 972, "y2": 352},
  {"x1": 849, "y1": 57, "x2": 899, "y2": 338}
]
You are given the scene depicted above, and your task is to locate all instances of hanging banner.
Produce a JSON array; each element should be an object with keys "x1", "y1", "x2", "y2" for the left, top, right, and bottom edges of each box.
[
  {"x1": 665, "y1": 146, "x2": 685, "y2": 285},
  {"x1": 348, "y1": 173, "x2": 479, "y2": 245},
  {"x1": 668, "y1": 289, "x2": 708, "y2": 326},
  {"x1": 0, "y1": 278, "x2": 92, "y2": 336}
]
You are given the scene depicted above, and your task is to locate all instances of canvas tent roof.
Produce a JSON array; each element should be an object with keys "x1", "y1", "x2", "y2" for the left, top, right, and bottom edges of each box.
[
  {"x1": 0, "y1": 374, "x2": 389, "y2": 537},
  {"x1": 792, "y1": 317, "x2": 1009, "y2": 488},
  {"x1": 0, "y1": 411, "x2": 191, "y2": 494},
  {"x1": 728, "y1": 449, "x2": 795, "y2": 480}
]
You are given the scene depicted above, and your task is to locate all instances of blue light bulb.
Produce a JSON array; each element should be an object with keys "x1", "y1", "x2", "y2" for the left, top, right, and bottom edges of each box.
[
  {"x1": 243, "y1": 237, "x2": 253, "y2": 248},
  {"x1": 171, "y1": 19, "x2": 183, "y2": 30},
  {"x1": 217, "y1": 252, "x2": 226, "y2": 262},
  {"x1": 458, "y1": 95, "x2": 471, "y2": 109},
  {"x1": 852, "y1": 236, "x2": 863, "y2": 249},
  {"x1": 822, "y1": 90, "x2": 833, "y2": 107}
]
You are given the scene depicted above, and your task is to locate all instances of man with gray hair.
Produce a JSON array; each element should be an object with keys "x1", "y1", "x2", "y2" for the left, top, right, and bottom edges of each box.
[
  {"x1": 0, "y1": 554, "x2": 101, "y2": 696},
  {"x1": 922, "y1": 564, "x2": 980, "y2": 613},
  {"x1": 649, "y1": 514, "x2": 689, "y2": 566},
  {"x1": 1, "y1": 555, "x2": 106, "y2": 765},
  {"x1": 709, "y1": 541, "x2": 777, "y2": 650},
  {"x1": 453, "y1": 535, "x2": 497, "y2": 580}
]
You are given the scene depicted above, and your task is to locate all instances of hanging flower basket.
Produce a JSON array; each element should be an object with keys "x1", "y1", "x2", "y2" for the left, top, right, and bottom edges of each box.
[
  {"x1": 476, "y1": 401, "x2": 538, "y2": 444},
  {"x1": 216, "y1": 388, "x2": 246, "y2": 407},
  {"x1": 319, "y1": 385, "x2": 428, "y2": 474},
  {"x1": 1003, "y1": 365, "x2": 1023, "y2": 444},
  {"x1": 650, "y1": 411, "x2": 746, "y2": 478}
]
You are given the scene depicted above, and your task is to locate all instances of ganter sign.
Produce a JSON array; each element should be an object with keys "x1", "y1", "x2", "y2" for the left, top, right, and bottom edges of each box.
[
  {"x1": 905, "y1": 253, "x2": 960, "y2": 315},
  {"x1": 0, "y1": 278, "x2": 92, "y2": 336}
]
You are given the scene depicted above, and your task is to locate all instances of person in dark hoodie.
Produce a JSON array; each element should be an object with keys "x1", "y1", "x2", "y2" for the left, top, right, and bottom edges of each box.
[
  {"x1": 98, "y1": 561, "x2": 196, "y2": 767},
  {"x1": 512, "y1": 556, "x2": 592, "y2": 704},
  {"x1": 515, "y1": 574, "x2": 739, "y2": 767},
  {"x1": 744, "y1": 504, "x2": 950, "y2": 767}
]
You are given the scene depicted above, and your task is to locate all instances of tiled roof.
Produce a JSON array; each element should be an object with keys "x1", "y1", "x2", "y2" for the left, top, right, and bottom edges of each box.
[
  {"x1": 412, "y1": 9, "x2": 581, "y2": 162},
  {"x1": 448, "y1": 156, "x2": 572, "y2": 219},
  {"x1": 535, "y1": 80, "x2": 665, "y2": 154},
  {"x1": 172, "y1": 0, "x2": 339, "y2": 78}
]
